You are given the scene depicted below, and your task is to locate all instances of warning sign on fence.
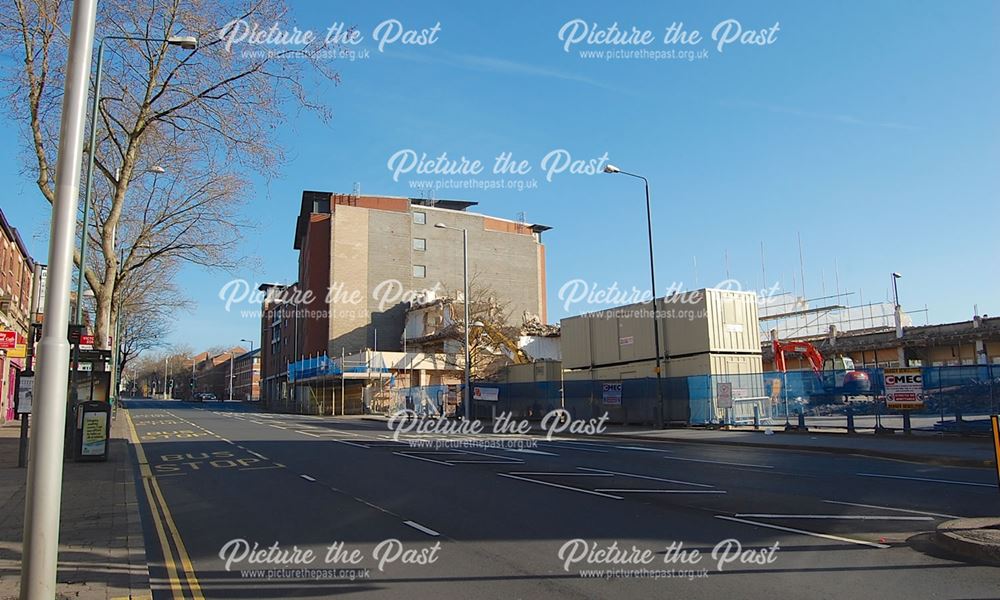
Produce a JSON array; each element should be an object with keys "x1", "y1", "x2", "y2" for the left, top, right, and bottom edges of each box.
[{"x1": 884, "y1": 368, "x2": 924, "y2": 410}]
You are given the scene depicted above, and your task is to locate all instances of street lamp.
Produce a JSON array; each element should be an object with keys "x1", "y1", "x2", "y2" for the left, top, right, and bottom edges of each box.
[
  {"x1": 241, "y1": 339, "x2": 255, "y2": 401},
  {"x1": 435, "y1": 222, "x2": 471, "y2": 419},
  {"x1": 76, "y1": 34, "x2": 197, "y2": 327},
  {"x1": 892, "y1": 272, "x2": 904, "y2": 366},
  {"x1": 604, "y1": 163, "x2": 666, "y2": 428}
]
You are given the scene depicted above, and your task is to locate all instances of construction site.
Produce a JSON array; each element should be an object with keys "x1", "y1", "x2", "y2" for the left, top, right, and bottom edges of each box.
[{"x1": 260, "y1": 191, "x2": 999, "y2": 432}]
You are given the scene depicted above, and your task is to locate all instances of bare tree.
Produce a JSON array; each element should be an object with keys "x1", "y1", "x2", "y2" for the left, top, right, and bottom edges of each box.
[
  {"x1": 1, "y1": 0, "x2": 340, "y2": 348},
  {"x1": 115, "y1": 258, "x2": 191, "y2": 375}
]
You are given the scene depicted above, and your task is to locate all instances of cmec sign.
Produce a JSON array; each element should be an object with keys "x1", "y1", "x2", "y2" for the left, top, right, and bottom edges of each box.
[{"x1": 883, "y1": 368, "x2": 924, "y2": 410}]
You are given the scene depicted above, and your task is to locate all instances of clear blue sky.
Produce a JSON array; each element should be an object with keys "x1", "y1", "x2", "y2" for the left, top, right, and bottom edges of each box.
[{"x1": 1, "y1": 0, "x2": 997, "y2": 351}]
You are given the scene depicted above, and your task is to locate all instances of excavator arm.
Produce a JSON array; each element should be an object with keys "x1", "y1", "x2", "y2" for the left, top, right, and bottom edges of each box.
[
  {"x1": 772, "y1": 338, "x2": 823, "y2": 374},
  {"x1": 471, "y1": 322, "x2": 531, "y2": 364}
]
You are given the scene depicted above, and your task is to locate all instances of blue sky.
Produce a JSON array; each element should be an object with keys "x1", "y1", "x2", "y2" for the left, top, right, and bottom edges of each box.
[{"x1": 1, "y1": 0, "x2": 997, "y2": 351}]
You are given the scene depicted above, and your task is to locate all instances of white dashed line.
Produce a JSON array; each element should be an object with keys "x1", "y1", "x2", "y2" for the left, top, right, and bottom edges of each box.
[
  {"x1": 498, "y1": 473, "x2": 623, "y2": 500},
  {"x1": 505, "y1": 448, "x2": 558, "y2": 456},
  {"x1": 666, "y1": 456, "x2": 774, "y2": 469},
  {"x1": 823, "y1": 500, "x2": 960, "y2": 520},
  {"x1": 335, "y1": 440, "x2": 370, "y2": 449},
  {"x1": 403, "y1": 521, "x2": 440, "y2": 537},
  {"x1": 715, "y1": 515, "x2": 890, "y2": 548},
  {"x1": 577, "y1": 467, "x2": 715, "y2": 488},
  {"x1": 300, "y1": 474, "x2": 316, "y2": 482},
  {"x1": 614, "y1": 445, "x2": 670, "y2": 453},
  {"x1": 393, "y1": 452, "x2": 454, "y2": 466},
  {"x1": 595, "y1": 489, "x2": 726, "y2": 494},
  {"x1": 735, "y1": 514, "x2": 932, "y2": 521},
  {"x1": 856, "y1": 473, "x2": 995, "y2": 488}
]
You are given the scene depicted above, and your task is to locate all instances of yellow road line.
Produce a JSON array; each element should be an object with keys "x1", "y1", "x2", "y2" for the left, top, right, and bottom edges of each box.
[
  {"x1": 141, "y1": 478, "x2": 185, "y2": 600},
  {"x1": 125, "y1": 409, "x2": 194, "y2": 600},
  {"x1": 149, "y1": 476, "x2": 205, "y2": 600}
]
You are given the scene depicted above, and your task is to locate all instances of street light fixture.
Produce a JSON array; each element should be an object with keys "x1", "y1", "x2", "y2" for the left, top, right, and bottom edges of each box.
[
  {"x1": 892, "y1": 272, "x2": 905, "y2": 367},
  {"x1": 76, "y1": 34, "x2": 197, "y2": 327},
  {"x1": 435, "y1": 222, "x2": 471, "y2": 420},
  {"x1": 603, "y1": 163, "x2": 666, "y2": 428},
  {"x1": 241, "y1": 339, "x2": 255, "y2": 401}
]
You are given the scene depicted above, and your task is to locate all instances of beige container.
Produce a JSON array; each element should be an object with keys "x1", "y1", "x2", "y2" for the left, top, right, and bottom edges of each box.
[{"x1": 560, "y1": 288, "x2": 761, "y2": 369}]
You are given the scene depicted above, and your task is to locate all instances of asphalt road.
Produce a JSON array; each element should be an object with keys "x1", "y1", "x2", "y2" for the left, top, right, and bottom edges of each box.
[{"x1": 123, "y1": 399, "x2": 1000, "y2": 599}]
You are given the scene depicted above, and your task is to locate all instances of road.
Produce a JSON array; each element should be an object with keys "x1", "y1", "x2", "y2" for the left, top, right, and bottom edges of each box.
[{"x1": 123, "y1": 399, "x2": 1000, "y2": 599}]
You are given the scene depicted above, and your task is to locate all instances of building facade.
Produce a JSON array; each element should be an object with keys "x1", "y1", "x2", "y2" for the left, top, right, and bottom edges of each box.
[
  {"x1": 259, "y1": 191, "x2": 551, "y2": 408},
  {"x1": 233, "y1": 348, "x2": 261, "y2": 401},
  {"x1": 0, "y1": 210, "x2": 35, "y2": 423},
  {"x1": 192, "y1": 347, "x2": 245, "y2": 401}
]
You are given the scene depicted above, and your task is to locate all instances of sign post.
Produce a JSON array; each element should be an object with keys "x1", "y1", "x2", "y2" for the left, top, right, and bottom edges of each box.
[
  {"x1": 601, "y1": 382, "x2": 622, "y2": 406},
  {"x1": 718, "y1": 382, "x2": 734, "y2": 426},
  {"x1": 884, "y1": 368, "x2": 924, "y2": 434},
  {"x1": 991, "y1": 414, "x2": 1000, "y2": 494},
  {"x1": 15, "y1": 370, "x2": 34, "y2": 467}
]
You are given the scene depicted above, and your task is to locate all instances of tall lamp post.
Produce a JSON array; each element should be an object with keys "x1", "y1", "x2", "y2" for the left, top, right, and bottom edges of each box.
[
  {"x1": 604, "y1": 164, "x2": 666, "y2": 428},
  {"x1": 240, "y1": 339, "x2": 255, "y2": 401},
  {"x1": 892, "y1": 272, "x2": 904, "y2": 367},
  {"x1": 19, "y1": 1, "x2": 97, "y2": 595},
  {"x1": 76, "y1": 34, "x2": 196, "y2": 327},
  {"x1": 434, "y1": 223, "x2": 471, "y2": 419}
]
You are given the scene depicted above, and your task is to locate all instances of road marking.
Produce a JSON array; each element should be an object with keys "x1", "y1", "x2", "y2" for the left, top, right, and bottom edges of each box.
[
  {"x1": 126, "y1": 410, "x2": 201, "y2": 600},
  {"x1": 296, "y1": 430, "x2": 321, "y2": 437},
  {"x1": 595, "y1": 489, "x2": 726, "y2": 494},
  {"x1": 240, "y1": 465, "x2": 283, "y2": 471},
  {"x1": 334, "y1": 440, "x2": 370, "y2": 449},
  {"x1": 393, "y1": 452, "x2": 454, "y2": 466},
  {"x1": 666, "y1": 456, "x2": 774, "y2": 469},
  {"x1": 148, "y1": 477, "x2": 207, "y2": 600},
  {"x1": 715, "y1": 515, "x2": 890, "y2": 549},
  {"x1": 856, "y1": 473, "x2": 995, "y2": 488},
  {"x1": 543, "y1": 443, "x2": 608, "y2": 453},
  {"x1": 247, "y1": 450, "x2": 268, "y2": 460},
  {"x1": 577, "y1": 467, "x2": 715, "y2": 488},
  {"x1": 403, "y1": 521, "x2": 441, "y2": 537},
  {"x1": 450, "y1": 460, "x2": 525, "y2": 464},
  {"x1": 508, "y1": 472, "x2": 613, "y2": 477},
  {"x1": 140, "y1": 478, "x2": 183, "y2": 599},
  {"x1": 614, "y1": 445, "x2": 670, "y2": 453},
  {"x1": 735, "y1": 513, "x2": 933, "y2": 521},
  {"x1": 547, "y1": 439, "x2": 611, "y2": 449},
  {"x1": 823, "y1": 500, "x2": 960, "y2": 520},
  {"x1": 498, "y1": 473, "x2": 623, "y2": 500},
  {"x1": 505, "y1": 448, "x2": 558, "y2": 456},
  {"x1": 300, "y1": 474, "x2": 317, "y2": 482}
]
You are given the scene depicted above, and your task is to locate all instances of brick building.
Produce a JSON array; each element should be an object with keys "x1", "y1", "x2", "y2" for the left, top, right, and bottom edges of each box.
[
  {"x1": 233, "y1": 348, "x2": 260, "y2": 401},
  {"x1": 0, "y1": 209, "x2": 35, "y2": 422},
  {"x1": 258, "y1": 191, "x2": 551, "y2": 408},
  {"x1": 192, "y1": 347, "x2": 245, "y2": 400}
]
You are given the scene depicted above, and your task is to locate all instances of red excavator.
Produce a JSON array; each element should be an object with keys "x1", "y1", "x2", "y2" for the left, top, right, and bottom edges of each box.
[{"x1": 772, "y1": 337, "x2": 872, "y2": 404}]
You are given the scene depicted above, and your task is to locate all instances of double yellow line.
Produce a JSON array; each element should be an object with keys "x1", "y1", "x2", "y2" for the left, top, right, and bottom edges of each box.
[{"x1": 125, "y1": 410, "x2": 205, "y2": 600}]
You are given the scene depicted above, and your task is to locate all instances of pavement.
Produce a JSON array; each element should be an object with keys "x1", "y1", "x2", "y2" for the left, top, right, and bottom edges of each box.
[
  {"x1": 935, "y1": 518, "x2": 1000, "y2": 566},
  {"x1": 119, "y1": 399, "x2": 1000, "y2": 599},
  {"x1": 0, "y1": 411, "x2": 150, "y2": 600}
]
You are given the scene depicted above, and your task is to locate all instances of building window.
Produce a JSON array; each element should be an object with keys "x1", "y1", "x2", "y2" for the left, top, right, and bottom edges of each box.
[
  {"x1": 413, "y1": 211, "x2": 426, "y2": 225},
  {"x1": 413, "y1": 265, "x2": 426, "y2": 278},
  {"x1": 413, "y1": 238, "x2": 426, "y2": 251}
]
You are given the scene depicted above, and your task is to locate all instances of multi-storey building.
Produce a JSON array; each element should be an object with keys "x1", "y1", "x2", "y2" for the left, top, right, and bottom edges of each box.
[
  {"x1": 233, "y1": 348, "x2": 261, "y2": 402},
  {"x1": 0, "y1": 209, "x2": 35, "y2": 422},
  {"x1": 258, "y1": 191, "x2": 551, "y2": 408}
]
